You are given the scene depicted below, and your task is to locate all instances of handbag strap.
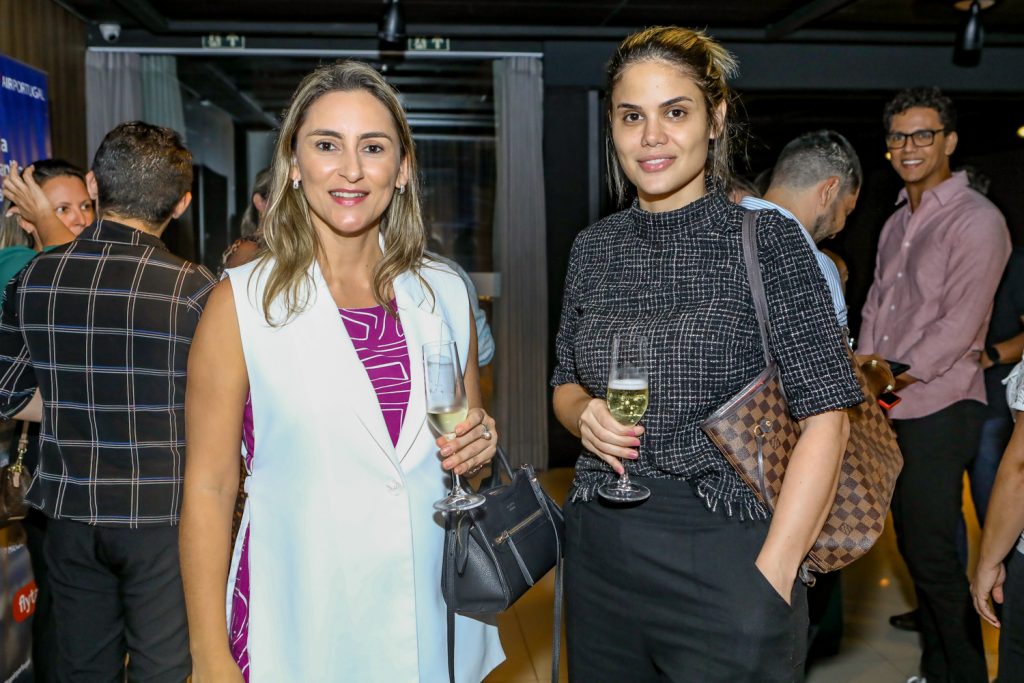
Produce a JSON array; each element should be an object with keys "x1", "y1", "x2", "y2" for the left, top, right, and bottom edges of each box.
[
  {"x1": 12, "y1": 421, "x2": 29, "y2": 469},
  {"x1": 527, "y1": 464, "x2": 564, "y2": 683},
  {"x1": 448, "y1": 447, "x2": 514, "y2": 682},
  {"x1": 447, "y1": 550, "x2": 457, "y2": 682},
  {"x1": 740, "y1": 210, "x2": 772, "y2": 368},
  {"x1": 547, "y1": 507, "x2": 564, "y2": 683},
  {"x1": 479, "y1": 445, "x2": 515, "y2": 489},
  {"x1": 446, "y1": 552, "x2": 565, "y2": 683},
  {"x1": 742, "y1": 211, "x2": 820, "y2": 586}
]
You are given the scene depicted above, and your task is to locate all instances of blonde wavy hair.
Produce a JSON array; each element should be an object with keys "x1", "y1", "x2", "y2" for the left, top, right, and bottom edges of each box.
[
  {"x1": 605, "y1": 26, "x2": 740, "y2": 206},
  {"x1": 257, "y1": 60, "x2": 426, "y2": 324}
]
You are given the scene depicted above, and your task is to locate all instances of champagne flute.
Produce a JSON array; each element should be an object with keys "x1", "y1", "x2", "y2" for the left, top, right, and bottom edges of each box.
[
  {"x1": 597, "y1": 334, "x2": 651, "y2": 503},
  {"x1": 424, "y1": 340, "x2": 485, "y2": 512}
]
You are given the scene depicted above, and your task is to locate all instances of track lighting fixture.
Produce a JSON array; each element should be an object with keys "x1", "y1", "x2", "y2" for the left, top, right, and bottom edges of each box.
[
  {"x1": 378, "y1": 0, "x2": 406, "y2": 48},
  {"x1": 954, "y1": 0, "x2": 994, "y2": 67}
]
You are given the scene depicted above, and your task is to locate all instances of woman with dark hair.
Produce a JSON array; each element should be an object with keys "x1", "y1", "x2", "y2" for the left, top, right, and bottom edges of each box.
[
  {"x1": 221, "y1": 166, "x2": 272, "y2": 270},
  {"x1": 0, "y1": 159, "x2": 93, "y2": 284},
  {"x1": 180, "y1": 61, "x2": 503, "y2": 682},
  {"x1": 551, "y1": 27, "x2": 862, "y2": 681},
  {"x1": 0, "y1": 158, "x2": 90, "y2": 683}
]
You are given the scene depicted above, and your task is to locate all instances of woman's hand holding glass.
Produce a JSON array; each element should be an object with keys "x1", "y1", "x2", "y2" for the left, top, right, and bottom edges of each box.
[
  {"x1": 436, "y1": 406, "x2": 497, "y2": 477},
  {"x1": 596, "y1": 334, "x2": 650, "y2": 502},
  {"x1": 424, "y1": 339, "x2": 490, "y2": 511},
  {"x1": 577, "y1": 398, "x2": 644, "y2": 476}
]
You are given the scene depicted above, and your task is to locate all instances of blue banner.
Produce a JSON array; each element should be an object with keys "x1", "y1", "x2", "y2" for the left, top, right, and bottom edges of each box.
[{"x1": 0, "y1": 54, "x2": 51, "y2": 180}]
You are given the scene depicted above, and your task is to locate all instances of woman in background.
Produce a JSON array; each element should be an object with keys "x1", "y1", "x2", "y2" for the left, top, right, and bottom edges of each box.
[
  {"x1": 0, "y1": 159, "x2": 93, "y2": 285},
  {"x1": 221, "y1": 166, "x2": 271, "y2": 270},
  {"x1": 181, "y1": 61, "x2": 503, "y2": 682},
  {"x1": 551, "y1": 27, "x2": 861, "y2": 682},
  {"x1": 0, "y1": 158, "x2": 92, "y2": 683}
]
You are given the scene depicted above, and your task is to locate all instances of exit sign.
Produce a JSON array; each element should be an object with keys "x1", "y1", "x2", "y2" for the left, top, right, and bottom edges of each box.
[
  {"x1": 202, "y1": 34, "x2": 246, "y2": 49},
  {"x1": 407, "y1": 36, "x2": 450, "y2": 51}
]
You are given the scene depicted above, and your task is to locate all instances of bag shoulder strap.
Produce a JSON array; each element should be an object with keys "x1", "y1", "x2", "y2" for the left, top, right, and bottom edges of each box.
[
  {"x1": 8, "y1": 420, "x2": 30, "y2": 470},
  {"x1": 740, "y1": 210, "x2": 772, "y2": 368},
  {"x1": 528, "y1": 466, "x2": 564, "y2": 683},
  {"x1": 447, "y1": 603, "x2": 456, "y2": 683},
  {"x1": 550, "y1": 523, "x2": 564, "y2": 682},
  {"x1": 446, "y1": 559, "x2": 564, "y2": 683},
  {"x1": 477, "y1": 446, "x2": 515, "y2": 491}
]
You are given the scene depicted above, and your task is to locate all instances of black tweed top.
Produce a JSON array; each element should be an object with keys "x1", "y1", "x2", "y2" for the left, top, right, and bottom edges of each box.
[{"x1": 551, "y1": 188, "x2": 862, "y2": 517}]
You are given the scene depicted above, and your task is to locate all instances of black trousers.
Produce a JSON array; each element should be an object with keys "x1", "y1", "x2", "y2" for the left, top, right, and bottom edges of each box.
[
  {"x1": 23, "y1": 510, "x2": 57, "y2": 682},
  {"x1": 565, "y1": 478, "x2": 808, "y2": 683},
  {"x1": 892, "y1": 400, "x2": 988, "y2": 683},
  {"x1": 1001, "y1": 550, "x2": 1024, "y2": 683},
  {"x1": 43, "y1": 519, "x2": 190, "y2": 682}
]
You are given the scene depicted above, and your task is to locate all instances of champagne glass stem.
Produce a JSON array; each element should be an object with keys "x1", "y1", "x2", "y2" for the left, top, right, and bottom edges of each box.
[{"x1": 445, "y1": 433, "x2": 469, "y2": 495}]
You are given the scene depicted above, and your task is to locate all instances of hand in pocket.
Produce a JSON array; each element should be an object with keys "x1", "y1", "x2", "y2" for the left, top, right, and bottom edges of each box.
[{"x1": 754, "y1": 559, "x2": 793, "y2": 607}]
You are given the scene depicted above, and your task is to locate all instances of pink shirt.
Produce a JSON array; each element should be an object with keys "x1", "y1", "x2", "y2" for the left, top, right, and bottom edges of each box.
[{"x1": 859, "y1": 171, "x2": 1010, "y2": 419}]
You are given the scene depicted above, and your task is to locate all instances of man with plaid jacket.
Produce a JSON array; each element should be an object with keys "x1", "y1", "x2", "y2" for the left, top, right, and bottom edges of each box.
[{"x1": 0, "y1": 122, "x2": 215, "y2": 681}]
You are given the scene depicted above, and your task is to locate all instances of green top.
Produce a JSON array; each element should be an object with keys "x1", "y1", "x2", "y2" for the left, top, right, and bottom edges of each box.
[{"x1": 0, "y1": 245, "x2": 58, "y2": 292}]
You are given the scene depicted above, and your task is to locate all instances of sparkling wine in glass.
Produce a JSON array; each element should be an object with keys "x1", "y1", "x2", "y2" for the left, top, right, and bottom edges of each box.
[
  {"x1": 598, "y1": 334, "x2": 651, "y2": 503},
  {"x1": 424, "y1": 340, "x2": 485, "y2": 512}
]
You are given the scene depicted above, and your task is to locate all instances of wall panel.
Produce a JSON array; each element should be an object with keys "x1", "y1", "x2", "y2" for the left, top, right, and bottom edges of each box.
[{"x1": 0, "y1": 0, "x2": 88, "y2": 168}]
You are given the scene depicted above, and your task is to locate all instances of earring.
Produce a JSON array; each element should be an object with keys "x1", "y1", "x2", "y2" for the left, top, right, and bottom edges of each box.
[
  {"x1": 398, "y1": 184, "x2": 406, "y2": 195},
  {"x1": 292, "y1": 179, "x2": 300, "y2": 190}
]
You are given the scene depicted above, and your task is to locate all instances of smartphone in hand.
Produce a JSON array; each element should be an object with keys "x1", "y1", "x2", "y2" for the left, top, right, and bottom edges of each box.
[
  {"x1": 878, "y1": 391, "x2": 902, "y2": 410},
  {"x1": 886, "y1": 360, "x2": 910, "y2": 377}
]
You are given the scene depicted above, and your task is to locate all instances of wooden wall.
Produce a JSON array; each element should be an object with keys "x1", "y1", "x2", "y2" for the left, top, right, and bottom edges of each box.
[{"x1": 0, "y1": 0, "x2": 88, "y2": 168}]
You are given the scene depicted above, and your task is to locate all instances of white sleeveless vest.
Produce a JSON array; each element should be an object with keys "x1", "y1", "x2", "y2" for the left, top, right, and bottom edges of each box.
[{"x1": 225, "y1": 255, "x2": 504, "y2": 682}]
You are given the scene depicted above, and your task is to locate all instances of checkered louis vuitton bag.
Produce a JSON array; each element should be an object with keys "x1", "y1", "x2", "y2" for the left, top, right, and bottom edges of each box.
[{"x1": 701, "y1": 211, "x2": 902, "y2": 576}]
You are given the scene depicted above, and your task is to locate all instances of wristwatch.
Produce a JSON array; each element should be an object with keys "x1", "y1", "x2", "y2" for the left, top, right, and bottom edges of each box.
[{"x1": 985, "y1": 344, "x2": 1001, "y2": 365}]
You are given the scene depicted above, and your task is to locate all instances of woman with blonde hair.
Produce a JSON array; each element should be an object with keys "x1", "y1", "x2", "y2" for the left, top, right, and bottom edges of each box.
[
  {"x1": 181, "y1": 61, "x2": 504, "y2": 682},
  {"x1": 551, "y1": 27, "x2": 861, "y2": 681}
]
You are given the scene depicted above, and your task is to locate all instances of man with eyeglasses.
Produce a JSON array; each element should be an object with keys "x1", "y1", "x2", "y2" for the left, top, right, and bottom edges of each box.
[{"x1": 859, "y1": 87, "x2": 1010, "y2": 683}]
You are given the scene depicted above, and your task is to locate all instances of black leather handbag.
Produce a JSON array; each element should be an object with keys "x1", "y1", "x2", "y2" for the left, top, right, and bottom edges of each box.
[{"x1": 442, "y1": 446, "x2": 564, "y2": 682}]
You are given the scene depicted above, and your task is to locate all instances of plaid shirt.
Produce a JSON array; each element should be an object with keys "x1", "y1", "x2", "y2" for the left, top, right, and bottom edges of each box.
[{"x1": 0, "y1": 220, "x2": 216, "y2": 526}]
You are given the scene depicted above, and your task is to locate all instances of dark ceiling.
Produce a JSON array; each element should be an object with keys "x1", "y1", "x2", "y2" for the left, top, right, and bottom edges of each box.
[
  {"x1": 54, "y1": 0, "x2": 1024, "y2": 323},
  {"x1": 56, "y1": 0, "x2": 1024, "y2": 158},
  {"x1": 57, "y1": 0, "x2": 1024, "y2": 35}
]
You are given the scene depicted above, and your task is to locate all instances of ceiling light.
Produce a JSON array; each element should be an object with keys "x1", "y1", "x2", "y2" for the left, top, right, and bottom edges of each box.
[
  {"x1": 378, "y1": 0, "x2": 406, "y2": 48},
  {"x1": 1017, "y1": 125, "x2": 1024, "y2": 138},
  {"x1": 954, "y1": 0, "x2": 989, "y2": 66},
  {"x1": 953, "y1": 0, "x2": 993, "y2": 9}
]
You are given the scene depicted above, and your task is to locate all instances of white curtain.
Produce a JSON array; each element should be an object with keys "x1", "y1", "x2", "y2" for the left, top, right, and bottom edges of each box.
[
  {"x1": 141, "y1": 55, "x2": 187, "y2": 141},
  {"x1": 85, "y1": 52, "x2": 142, "y2": 163},
  {"x1": 492, "y1": 57, "x2": 549, "y2": 469},
  {"x1": 85, "y1": 53, "x2": 186, "y2": 163}
]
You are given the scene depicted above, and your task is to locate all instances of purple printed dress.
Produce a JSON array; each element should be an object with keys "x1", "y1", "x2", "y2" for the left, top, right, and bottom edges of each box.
[{"x1": 229, "y1": 303, "x2": 411, "y2": 679}]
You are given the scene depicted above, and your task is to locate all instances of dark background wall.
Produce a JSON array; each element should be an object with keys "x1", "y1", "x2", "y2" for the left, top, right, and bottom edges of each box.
[{"x1": 1, "y1": 0, "x2": 88, "y2": 168}]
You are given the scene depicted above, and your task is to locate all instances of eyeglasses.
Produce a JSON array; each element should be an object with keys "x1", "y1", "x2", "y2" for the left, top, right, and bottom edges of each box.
[{"x1": 885, "y1": 128, "x2": 947, "y2": 150}]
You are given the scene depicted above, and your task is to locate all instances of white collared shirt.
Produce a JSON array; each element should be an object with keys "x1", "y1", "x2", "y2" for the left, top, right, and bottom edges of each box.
[{"x1": 740, "y1": 196, "x2": 848, "y2": 327}]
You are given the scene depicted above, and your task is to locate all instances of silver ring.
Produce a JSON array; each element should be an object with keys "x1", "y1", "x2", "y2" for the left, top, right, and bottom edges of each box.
[
  {"x1": 481, "y1": 425, "x2": 492, "y2": 440},
  {"x1": 467, "y1": 464, "x2": 483, "y2": 476}
]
